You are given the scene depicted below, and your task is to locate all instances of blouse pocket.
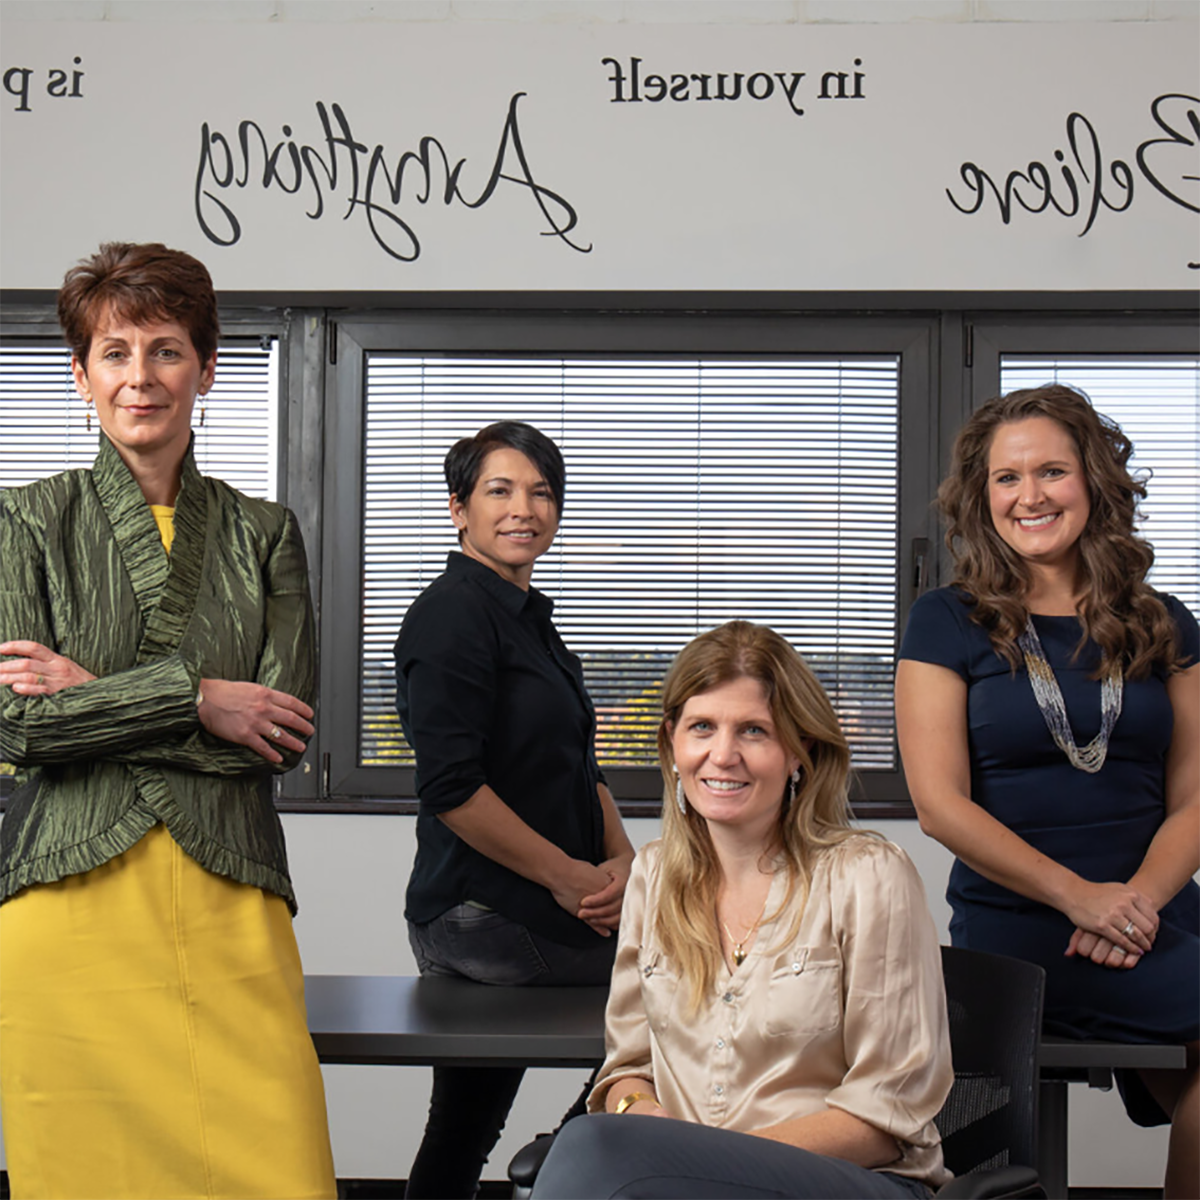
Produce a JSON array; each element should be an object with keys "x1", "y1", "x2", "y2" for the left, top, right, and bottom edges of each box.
[
  {"x1": 764, "y1": 945, "x2": 843, "y2": 1037},
  {"x1": 638, "y1": 950, "x2": 682, "y2": 1034}
]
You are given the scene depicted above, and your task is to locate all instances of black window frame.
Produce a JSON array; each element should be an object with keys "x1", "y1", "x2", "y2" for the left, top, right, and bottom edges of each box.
[{"x1": 319, "y1": 310, "x2": 939, "y2": 817}]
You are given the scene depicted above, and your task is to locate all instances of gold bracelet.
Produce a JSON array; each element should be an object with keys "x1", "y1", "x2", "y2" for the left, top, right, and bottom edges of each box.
[{"x1": 614, "y1": 1091, "x2": 656, "y2": 1115}]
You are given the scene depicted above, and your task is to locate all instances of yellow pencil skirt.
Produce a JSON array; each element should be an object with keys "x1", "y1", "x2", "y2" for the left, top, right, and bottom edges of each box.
[{"x1": 0, "y1": 825, "x2": 337, "y2": 1199}]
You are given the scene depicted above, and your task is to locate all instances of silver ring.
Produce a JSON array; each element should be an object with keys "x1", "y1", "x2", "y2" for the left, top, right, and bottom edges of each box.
[
  {"x1": 269, "y1": 725, "x2": 282, "y2": 740},
  {"x1": 1122, "y1": 921, "x2": 1136, "y2": 938}
]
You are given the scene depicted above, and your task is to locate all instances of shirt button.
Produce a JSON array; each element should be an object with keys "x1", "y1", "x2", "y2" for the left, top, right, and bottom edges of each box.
[
  {"x1": 643, "y1": 965, "x2": 653, "y2": 977},
  {"x1": 715, "y1": 1038, "x2": 725, "y2": 1049},
  {"x1": 714, "y1": 1084, "x2": 724, "y2": 1095},
  {"x1": 793, "y1": 962, "x2": 803, "y2": 974},
  {"x1": 722, "y1": 992, "x2": 733, "y2": 1003}
]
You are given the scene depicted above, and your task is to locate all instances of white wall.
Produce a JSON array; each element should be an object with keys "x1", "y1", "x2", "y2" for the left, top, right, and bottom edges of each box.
[
  {"x1": 2, "y1": 0, "x2": 1197, "y2": 290},
  {"x1": 4, "y1": 1, "x2": 1194, "y2": 25}
]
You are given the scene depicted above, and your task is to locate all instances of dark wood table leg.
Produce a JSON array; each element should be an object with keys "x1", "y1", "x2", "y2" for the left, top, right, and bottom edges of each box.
[{"x1": 1038, "y1": 1077, "x2": 1069, "y2": 1200}]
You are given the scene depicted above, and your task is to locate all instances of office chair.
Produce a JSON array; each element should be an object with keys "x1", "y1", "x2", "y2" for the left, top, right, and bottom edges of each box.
[{"x1": 934, "y1": 944, "x2": 1046, "y2": 1198}]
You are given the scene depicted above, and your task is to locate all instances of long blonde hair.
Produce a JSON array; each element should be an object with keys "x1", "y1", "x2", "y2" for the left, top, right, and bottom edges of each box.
[{"x1": 654, "y1": 621, "x2": 859, "y2": 1010}]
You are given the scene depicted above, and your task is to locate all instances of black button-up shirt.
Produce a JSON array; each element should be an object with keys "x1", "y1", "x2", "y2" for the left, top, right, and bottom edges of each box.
[{"x1": 394, "y1": 552, "x2": 607, "y2": 947}]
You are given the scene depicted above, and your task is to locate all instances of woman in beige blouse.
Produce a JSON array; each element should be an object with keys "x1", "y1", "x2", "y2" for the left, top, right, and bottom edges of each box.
[{"x1": 531, "y1": 621, "x2": 953, "y2": 1199}]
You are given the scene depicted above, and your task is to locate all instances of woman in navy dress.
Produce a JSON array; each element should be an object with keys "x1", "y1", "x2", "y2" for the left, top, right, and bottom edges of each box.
[{"x1": 895, "y1": 385, "x2": 1198, "y2": 1199}]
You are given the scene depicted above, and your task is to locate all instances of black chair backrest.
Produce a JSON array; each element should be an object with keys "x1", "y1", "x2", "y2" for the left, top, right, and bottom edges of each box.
[{"x1": 937, "y1": 945, "x2": 1045, "y2": 1178}]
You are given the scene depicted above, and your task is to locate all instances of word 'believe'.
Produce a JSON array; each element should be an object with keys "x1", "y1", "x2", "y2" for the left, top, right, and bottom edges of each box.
[
  {"x1": 601, "y1": 56, "x2": 865, "y2": 117},
  {"x1": 946, "y1": 94, "x2": 1199, "y2": 241},
  {"x1": 194, "y1": 93, "x2": 589, "y2": 262}
]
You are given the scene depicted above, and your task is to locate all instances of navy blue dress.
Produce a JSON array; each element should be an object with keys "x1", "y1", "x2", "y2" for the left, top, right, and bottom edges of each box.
[{"x1": 900, "y1": 587, "x2": 1199, "y2": 1124}]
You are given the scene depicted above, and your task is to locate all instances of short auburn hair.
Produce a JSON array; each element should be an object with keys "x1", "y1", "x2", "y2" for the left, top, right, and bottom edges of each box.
[{"x1": 57, "y1": 242, "x2": 219, "y2": 366}]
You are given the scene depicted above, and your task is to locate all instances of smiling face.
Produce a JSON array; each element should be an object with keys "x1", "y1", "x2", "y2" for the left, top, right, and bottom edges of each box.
[
  {"x1": 72, "y1": 313, "x2": 214, "y2": 475},
  {"x1": 670, "y1": 676, "x2": 802, "y2": 844},
  {"x1": 987, "y1": 416, "x2": 1091, "y2": 574},
  {"x1": 450, "y1": 446, "x2": 559, "y2": 589}
]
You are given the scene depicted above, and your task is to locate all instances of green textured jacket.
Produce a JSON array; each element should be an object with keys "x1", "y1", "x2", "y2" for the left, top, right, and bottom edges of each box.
[{"x1": 0, "y1": 436, "x2": 314, "y2": 912}]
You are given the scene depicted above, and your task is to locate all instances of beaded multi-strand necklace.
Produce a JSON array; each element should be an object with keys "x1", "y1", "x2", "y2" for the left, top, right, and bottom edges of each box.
[{"x1": 1017, "y1": 617, "x2": 1124, "y2": 774}]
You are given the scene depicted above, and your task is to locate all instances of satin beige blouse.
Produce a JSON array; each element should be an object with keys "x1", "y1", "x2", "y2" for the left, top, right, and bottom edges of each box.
[{"x1": 590, "y1": 835, "x2": 953, "y2": 1189}]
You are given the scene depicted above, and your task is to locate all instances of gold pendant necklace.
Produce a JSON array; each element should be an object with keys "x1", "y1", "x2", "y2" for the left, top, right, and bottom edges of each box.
[
  {"x1": 720, "y1": 889, "x2": 771, "y2": 968},
  {"x1": 725, "y1": 934, "x2": 752, "y2": 968}
]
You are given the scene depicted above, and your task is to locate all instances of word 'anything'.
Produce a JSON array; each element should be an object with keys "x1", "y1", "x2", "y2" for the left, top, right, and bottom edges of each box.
[{"x1": 194, "y1": 93, "x2": 590, "y2": 262}]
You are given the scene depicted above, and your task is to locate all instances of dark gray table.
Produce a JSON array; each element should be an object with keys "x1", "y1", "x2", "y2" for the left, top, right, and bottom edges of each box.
[
  {"x1": 1036, "y1": 1037, "x2": 1186, "y2": 1199},
  {"x1": 306, "y1": 975, "x2": 1187, "y2": 1198},
  {"x1": 305, "y1": 974, "x2": 607, "y2": 1068}
]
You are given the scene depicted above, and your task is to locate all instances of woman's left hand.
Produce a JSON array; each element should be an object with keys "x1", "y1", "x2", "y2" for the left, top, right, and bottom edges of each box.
[
  {"x1": 198, "y1": 678, "x2": 314, "y2": 764},
  {"x1": 578, "y1": 854, "x2": 633, "y2": 933},
  {"x1": 1066, "y1": 926, "x2": 1142, "y2": 969},
  {"x1": 0, "y1": 640, "x2": 96, "y2": 695},
  {"x1": 1061, "y1": 878, "x2": 1158, "y2": 957}
]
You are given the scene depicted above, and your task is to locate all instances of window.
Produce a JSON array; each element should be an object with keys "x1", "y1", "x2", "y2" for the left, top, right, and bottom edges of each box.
[
  {"x1": 361, "y1": 353, "x2": 901, "y2": 774},
  {"x1": 323, "y1": 314, "x2": 935, "y2": 807},
  {"x1": 5, "y1": 301, "x2": 1194, "y2": 813},
  {"x1": 11, "y1": 304, "x2": 1200, "y2": 811}
]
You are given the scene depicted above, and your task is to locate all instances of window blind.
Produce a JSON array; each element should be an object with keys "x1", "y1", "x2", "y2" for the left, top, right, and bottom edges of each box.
[
  {"x1": 0, "y1": 341, "x2": 278, "y2": 498},
  {"x1": 1001, "y1": 357, "x2": 1200, "y2": 614},
  {"x1": 360, "y1": 355, "x2": 900, "y2": 772}
]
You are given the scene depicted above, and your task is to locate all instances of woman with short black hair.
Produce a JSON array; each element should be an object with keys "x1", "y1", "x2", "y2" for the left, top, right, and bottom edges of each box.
[{"x1": 394, "y1": 420, "x2": 634, "y2": 1198}]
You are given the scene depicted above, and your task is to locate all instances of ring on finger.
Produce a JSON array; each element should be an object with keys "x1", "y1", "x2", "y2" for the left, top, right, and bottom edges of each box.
[
  {"x1": 37, "y1": 674, "x2": 45, "y2": 685},
  {"x1": 269, "y1": 725, "x2": 283, "y2": 740},
  {"x1": 1122, "y1": 920, "x2": 1136, "y2": 938}
]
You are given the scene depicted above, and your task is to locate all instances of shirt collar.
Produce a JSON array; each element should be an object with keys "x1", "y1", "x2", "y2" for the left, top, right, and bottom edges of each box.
[
  {"x1": 444, "y1": 551, "x2": 554, "y2": 619},
  {"x1": 92, "y1": 430, "x2": 203, "y2": 501}
]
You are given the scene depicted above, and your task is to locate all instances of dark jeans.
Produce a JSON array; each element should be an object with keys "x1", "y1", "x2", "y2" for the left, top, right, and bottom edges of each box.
[
  {"x1": 531, "y1": 1115, "x2": 935, "y2": 1200},
  {"x1": 405, "y1": 906, "x2": 617, "y2": 1199}
]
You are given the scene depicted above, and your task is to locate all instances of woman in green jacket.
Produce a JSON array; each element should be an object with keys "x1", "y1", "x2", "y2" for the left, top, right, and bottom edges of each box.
[{"x1": 0, "y1": 243, "x2": 336, "y2": 1199}]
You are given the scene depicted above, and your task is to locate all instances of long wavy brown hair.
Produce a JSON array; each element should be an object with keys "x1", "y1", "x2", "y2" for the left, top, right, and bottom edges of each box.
[
  {"x1": 938, "y1": 384, "x2": 1179, "y2": 678},
  {"x1": 653, "y1": 621, "x2": 862, "y2": 1011}
]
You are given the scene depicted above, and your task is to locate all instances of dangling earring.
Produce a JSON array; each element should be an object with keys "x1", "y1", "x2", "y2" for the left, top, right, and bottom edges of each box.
[
  {"x1": 786, "y1": 768, "x2": 800, "y2": 810},
  {"x1": 198, "y1": 392, "x2": 207, "y2": 428},
  {"x1": 84, "y1": 398, "x2": 93, "y2": 432},
  {"x1": 673, "y1": 765, "x2": 687, "y2": 817}
]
